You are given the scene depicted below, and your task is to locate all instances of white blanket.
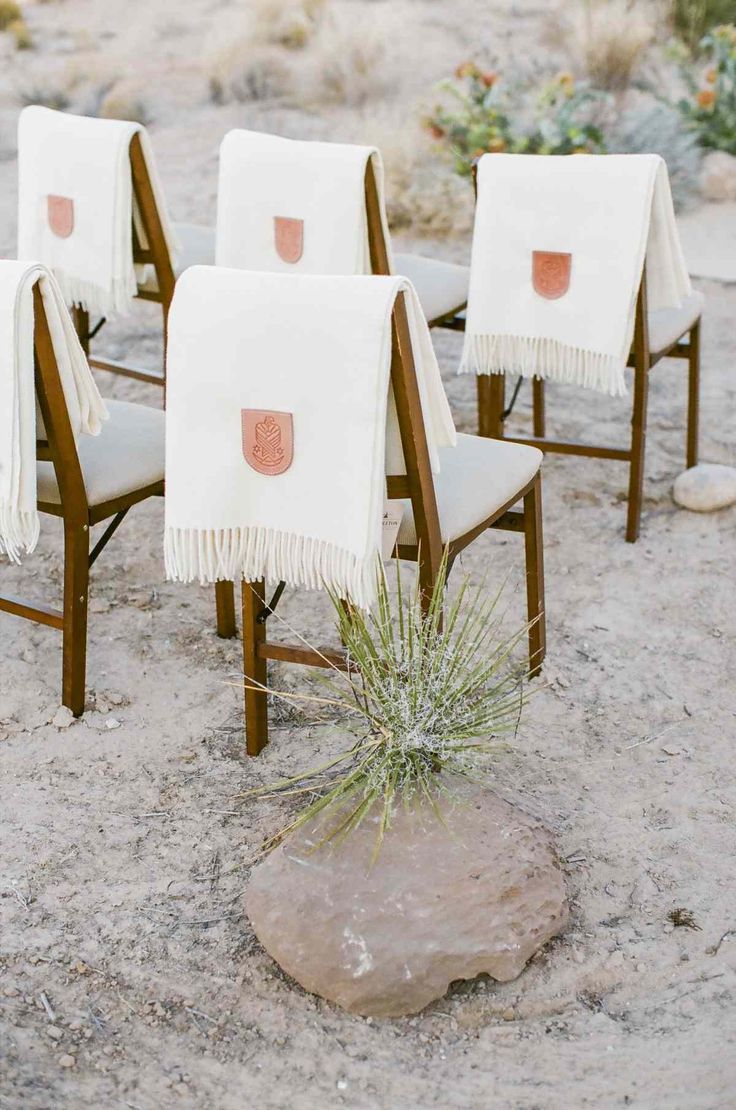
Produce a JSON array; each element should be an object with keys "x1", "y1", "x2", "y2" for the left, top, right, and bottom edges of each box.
[
  {"x1": 17, "y1": 106, "x2": 179, "y2": 316},
  {"x1": 164, "y1": 267, "x2": 455, "y2": 608},
  {"x1": 216, "y1": 129, "x2": 392, "y2": 276},
  {"x1": 460, "y1": 154, "x2": 692, "y2": 396},
  {"x1": 0, "y1": 261, "x2": 108, "y2": 562}
]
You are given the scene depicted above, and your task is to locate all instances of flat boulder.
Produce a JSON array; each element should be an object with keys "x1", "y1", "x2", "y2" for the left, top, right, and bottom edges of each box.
[
  {"x1": 246, "y1": 781, "x2": 568, "y2": 1017},
  {"x1": 673, "y1": 463, "x2": 736, "y2": 512}
]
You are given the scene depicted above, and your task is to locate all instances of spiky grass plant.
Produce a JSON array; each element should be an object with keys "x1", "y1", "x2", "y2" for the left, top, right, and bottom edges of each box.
[{"x1": 247, "y1": 557, "x2": 535, "y2": 857}]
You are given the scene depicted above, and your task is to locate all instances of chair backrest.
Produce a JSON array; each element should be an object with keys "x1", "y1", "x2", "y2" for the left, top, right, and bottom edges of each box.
[
  {"x1": 33, "y1": 283, "x2": 88, "y2": 522},
  {"x1": 386, "y1": 292, "x2": 443, "y2": 584},
  {"x1": 128, "y1": 133, "x2": 176, "y2": 310}
]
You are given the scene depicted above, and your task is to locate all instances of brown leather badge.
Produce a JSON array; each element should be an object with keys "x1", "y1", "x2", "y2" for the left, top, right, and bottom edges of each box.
[
  {"x1": 273, "y1": 216, "x2": 304, "y2": 264},
  {"x1": 242, "y1": 410, "x2": 294, "y2": 476},
  {"x1": 47, "y1": 195, "x2": 75, "y2": 239},
  {"x1": 532, "y1": 250, "x2": 572, "y2": 300}
]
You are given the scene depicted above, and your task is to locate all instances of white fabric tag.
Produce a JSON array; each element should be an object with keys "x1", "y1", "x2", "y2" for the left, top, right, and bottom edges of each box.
[{"x1": 381, "y1": 501, "x2": 404, "y2": 560}]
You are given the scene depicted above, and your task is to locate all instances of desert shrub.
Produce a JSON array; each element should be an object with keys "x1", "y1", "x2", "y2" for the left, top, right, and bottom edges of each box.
[
  {"x1": 304, "y1": 6, "x2": 395, "y2": 106},
  {"x1": 8, "y1": 17, "x2": 31, "y2": 49},
  {"x1": 426, "y1": 66, "x2": 608, "y2": 178},
  {"x1": 675, "y1": 24, "x2": 736, "y2": 153},
  {"x1": 246, "y1": 560, "x2": 530, "y2": 855},
  {"x1": 98, "y1": 84, "x2": 151, "y2": 125},
  {"x1": 0, "y1": 1, "x2": 21, "y2": 31},
  {"x1": 209, "y1": 43, "x2": 293, "y2": 104},
  {"x1": 358, "y1": 109, "x2": 474, "y2": 236},
  {"x1": 608, "y1": 104, "x2": 702, "y2": 207},
  {"x1": 16, "y1": 79, "x2": 70, "y2": 111},
  {"x1": 247, "y1": 0, "x2": 327, "y2": 49},
  {"x1": 549, "y1": 0, "x2": 660, "y2": 91},
  {"x1": 672, "y1": 0, "x2": 736, "y2": 49}
]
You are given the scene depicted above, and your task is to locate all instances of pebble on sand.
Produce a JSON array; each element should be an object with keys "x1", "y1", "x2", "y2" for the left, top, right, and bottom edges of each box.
[
  {"x1": 673, "y1": 464, "x2": 736, "y2": 512},
  {"x1": 58, "y1": 1054, "x2": 75, "y2": 1068}
]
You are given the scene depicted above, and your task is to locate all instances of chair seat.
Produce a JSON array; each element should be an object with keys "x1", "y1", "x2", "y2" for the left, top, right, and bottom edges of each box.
[
  {"x1": 150, "y1": 228, "x2": 471, "y2": 327},
  {"x1": 38, "y1": 399, "x2": 165, "y2": 509},
  {"x1": 397, "y1": 433, "x2": 542, "y2": 547},
  {"x1": 648, "y1": 291, "x2": 704, "y2": 356},
  {"x1": 137, "y1": 223, "x2": 216, "y2": 293},
  {"x1": 394, "y1": 252, "x2": 469, "y2": 325}
]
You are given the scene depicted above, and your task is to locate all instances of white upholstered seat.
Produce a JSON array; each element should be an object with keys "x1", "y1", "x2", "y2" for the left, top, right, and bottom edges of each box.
[
  {"x1": 393, "y1": 252, "x2": 469, "y2": 325},
  {"x1": 398, "y1": 433, "x2": 542, "y2": 546},
  {"x1": 648, "y1": 291, "x2": 704, "y2": 356},
  {"x1": 38, "y1": 400, "x2": 165, "y2": 507}
]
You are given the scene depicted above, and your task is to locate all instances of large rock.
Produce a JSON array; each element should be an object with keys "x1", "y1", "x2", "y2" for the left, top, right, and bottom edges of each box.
[
  {"x1": 700, "y1": 151, "x2": 736, "y2": 202},
  {"x1": 246, "y1": 781, "x2": 568, "y2": 1017},
  {"x1": 673, "y1": 463, "x2": 736, "y2": 512}
]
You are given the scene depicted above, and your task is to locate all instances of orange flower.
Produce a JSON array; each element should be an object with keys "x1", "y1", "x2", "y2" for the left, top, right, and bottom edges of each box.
[
  {"x1": 427, "y1": 123, "x2": 445, "y2": 139},
  {"x1": 705, "y1": 67, "x2": 718, "y2": 84},
  {"x1": 697, "y1": 88, "x2": 716, "y2": 109},
  {"x1": 480, "y1": 70, "x2": 498, "y2": 88}
]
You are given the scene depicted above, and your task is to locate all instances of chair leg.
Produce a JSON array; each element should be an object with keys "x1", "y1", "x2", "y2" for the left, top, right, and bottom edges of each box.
[
  {"x1": 687, "y1": 320, "x2": 700, "y2": 470},
  {"x1": 523, "y1": 475, "x2": 546, "y2": 677},
  {"x1": 532, "y1": 378, "x2": 546, "y2": 438},
  {"x1": 71, "y1": 307, "x2": 90, "y2": 357},
  {"x1": 242, "y1": 579, "x2": 269, "y2": 757},
  {"x1": 62, "y1": 521, "x2": 90, "y2": 716},
  {"x1": 477, "y1": 374, "x2": 505, "y2": 438},
  {"x1": 215, "y1": 580, "x2": 237, "y2": 638},
  {"x1": 626, "y1": 354, "x2": 650, "y2": 543}
]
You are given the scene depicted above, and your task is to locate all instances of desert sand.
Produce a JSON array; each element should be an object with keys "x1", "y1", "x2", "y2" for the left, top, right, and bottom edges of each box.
[{"x1": 1, "y1": 2, "x2": 735, "y2": 1108}]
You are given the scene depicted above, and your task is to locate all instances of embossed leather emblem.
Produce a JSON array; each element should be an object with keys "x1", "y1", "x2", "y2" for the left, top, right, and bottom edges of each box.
[
  {"x1": 47, "y1": 195, "x2": 75, "y2": 239},
  {"x1": 242, "y1": 410, "x2": 294, "y2": 476},
  {"x1": 532, "y1": 250, "x2": 572, "y2": 300},
  {"x1": 274, "y1": 217, "x2": 304, "y2": 264}
]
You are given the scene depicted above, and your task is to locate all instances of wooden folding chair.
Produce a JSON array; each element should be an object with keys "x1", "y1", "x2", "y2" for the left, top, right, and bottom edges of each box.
[
  {"x1": 454, "y1": 160, "x2": 702, "y2": 544},
  {"x1": 213, "y1": 159, "x2": 472, "y2": 638},
  {"x1": 474, "y1": 273, "x2": 701, "y2": 543},
  {"x1": 0, "y1": 282, "x2": 165, "y2": 715},
  {"x1": 71, "y1": 132, "x2": 199, "y2": 389},
  {"x1": 239, "y1": 290, "x2": 545, "y2": 757}
]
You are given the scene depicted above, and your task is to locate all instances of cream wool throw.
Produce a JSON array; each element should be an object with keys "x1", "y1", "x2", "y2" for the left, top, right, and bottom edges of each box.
[
  {"x1": 216, "y1": 129, "x2": 392, "y2": 275},
  {"x1": 460, "y1": 154, "x2": 692, "y2": 396},
  {"x1": 0, "y1": 261, "x2": 108, "y2": 562},
  {"x1": 17, "y1": 106, "x2": 179, "y2": 316},
  {"x1": 164, "y1": 268, "x2": 455, "y2": 608}
]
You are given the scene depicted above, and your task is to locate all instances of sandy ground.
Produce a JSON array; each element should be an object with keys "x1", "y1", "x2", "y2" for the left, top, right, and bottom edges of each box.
[{"x1": 1, "y1": 2, "x2": 736, "y2": 1108}]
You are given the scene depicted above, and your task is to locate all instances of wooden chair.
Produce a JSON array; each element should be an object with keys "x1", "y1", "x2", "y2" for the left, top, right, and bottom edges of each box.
[
  {"x1": 473, "y1": 275, "x2": 702, "y2": 543},
  {"x1": 213, "y1": 159, "x2": 472, "y2": 638},
  {"x1": 455, "y1": 159, "x2": 703, "y2": 544},
  {"x1": 0, "y1": 282, "x2": 165, "y2": 714},
  {"x1": 240, "y1": 290, "x2": 546, "y2": 756},
  {"x1": 72, "y1": 133, "x2": 211, "y2": 389}
]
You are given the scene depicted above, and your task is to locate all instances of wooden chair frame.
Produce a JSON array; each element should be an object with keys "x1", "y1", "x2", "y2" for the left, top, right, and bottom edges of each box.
[
  {"x1": 238, "y1": 290, "x2": 545, "y2": 757},
  {"x1": 473, "y1": 274, "x2": 700, "y2": 543},
  {"x1": 448, "y1": 161, "x2": 701, "y2": 543},
  {"x1": 72, "y1": 132, "x2": 175, "y2": 389},
  {"x1": 0, "y1": 283, "x2": 164, "y2": 715}
]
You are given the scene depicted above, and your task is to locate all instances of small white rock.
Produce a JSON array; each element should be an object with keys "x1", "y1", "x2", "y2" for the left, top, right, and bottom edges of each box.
[
  {"x1": 700, "y1": 151, "x2": 736, "y2": 202},
  {"x1": 673, "y1": 464, "x2": 736, "y2": 513},
  {"x1": 51, "y1": 706, "x2": 75, "y2": 730},
  {"x1": 104, "y1": 717, "x2": 121, "y2": 730}
]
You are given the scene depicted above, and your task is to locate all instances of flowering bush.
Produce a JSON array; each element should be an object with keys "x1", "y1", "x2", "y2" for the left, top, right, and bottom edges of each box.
[
  {"x1": 425, "y1": 64, "x2": 607, "y2": 178},
  {"x1": 676, "y1": 25, "x2": 736, "y2": 154}
]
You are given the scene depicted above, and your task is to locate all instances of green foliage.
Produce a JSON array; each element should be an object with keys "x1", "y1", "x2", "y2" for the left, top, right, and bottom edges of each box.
[
  {"x1": 247, "y1": 558, "x2": 532, "y2": 857},
  {"x1": 675, "y1": 24, "x2": 736, "y2": 154},
  {"x1": 0, "y1": 1, "x2": 21, "y2": 31},
  {"x1": 673, "y1": 0, "x2": 736, "y2": 50},
  {"x1": 425, "y1": 64, "x2": 608, "y2": 178}
]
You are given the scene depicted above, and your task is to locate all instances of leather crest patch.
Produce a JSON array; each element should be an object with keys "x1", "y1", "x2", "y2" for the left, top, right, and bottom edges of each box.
[
  {"x1": 274, "y1": 216, "x2": 304, "y2": 264},
  {"x1": 47, "y1": 195, "x2": 75, "y2": 239},
  {"x1": 532, "y1": 250, "x2": 572, "y2": 300},
  {"x1": 242, "y1": 410, "x2": 293, "y2": 476}
]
